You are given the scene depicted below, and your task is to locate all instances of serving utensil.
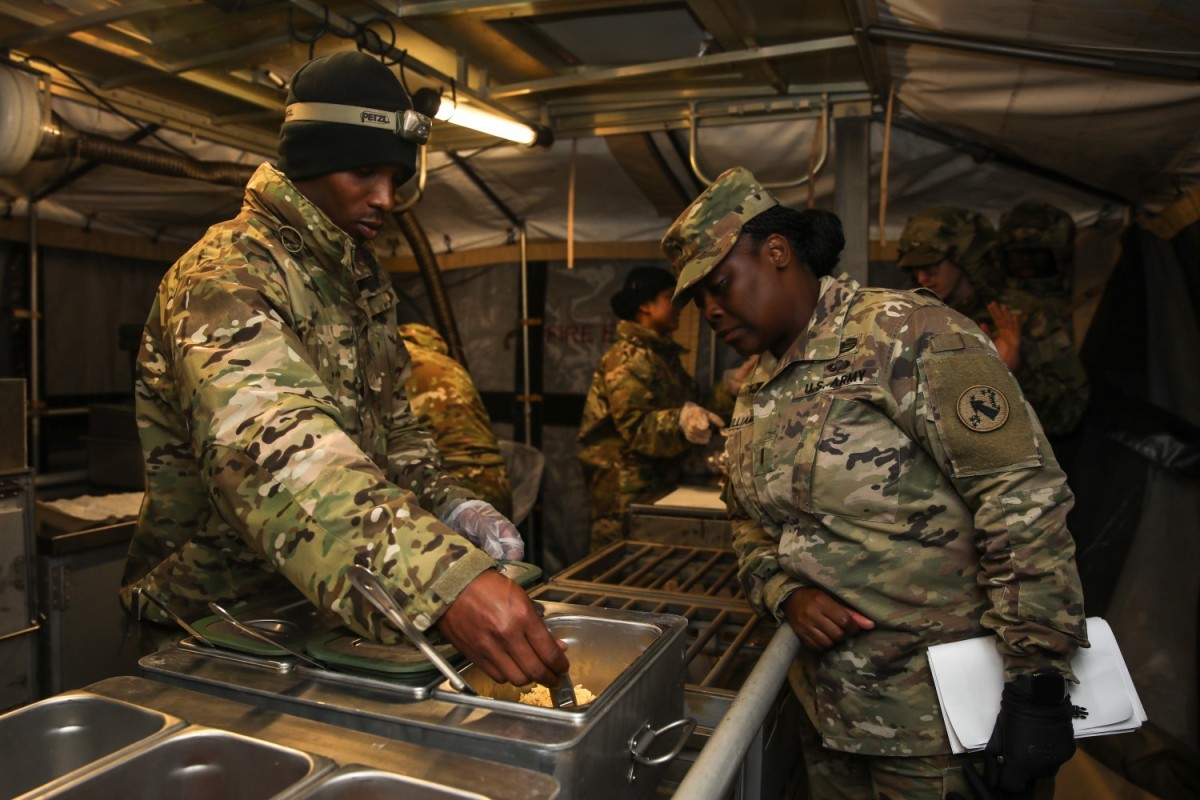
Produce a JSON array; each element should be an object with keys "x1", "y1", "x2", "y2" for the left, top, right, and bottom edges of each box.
[
  {"x1": 134, "y1": 588, "x2": 216, "y2": 648},
  {"x1": 548, "y1": 673, "x2": 577, "y2": 708},
  {"x1": 345, "y1": 564, "x2": 476, "y2": 695},
  {"x1": 529, "y1": 599, "x2": 575, "y2": 707},
  {"x1": 206, "y1": 601, "x2": 327, "y2": 670}
]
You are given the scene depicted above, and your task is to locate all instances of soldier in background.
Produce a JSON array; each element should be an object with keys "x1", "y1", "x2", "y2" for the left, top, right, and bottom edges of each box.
[
  {"x1": 897, "y1": 206, "x2": 1090, "y2": 437},
  {"x1": 664, "y1": 167, "x2": 1086, "y2": 800},
  {"x1": 397, "y1": 323, "x2": 513, "y2": 520},
  {"x1": 577, "y1": 266, "x2": 742, "y2": 552},
  {"x1": 999, "y1": 202, "x2": 1077, "y2": 331},
  {"x1": 121, "y1": 51, "x2": 567, "y2": 688}
]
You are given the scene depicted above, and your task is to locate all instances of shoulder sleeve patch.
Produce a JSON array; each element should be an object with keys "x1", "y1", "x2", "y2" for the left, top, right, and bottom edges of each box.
[{"x1": 921, "y1": 349, "x2": 1043, "y2": 476}]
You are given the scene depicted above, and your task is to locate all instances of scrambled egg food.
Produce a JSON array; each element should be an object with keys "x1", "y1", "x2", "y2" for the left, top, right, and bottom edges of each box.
[{"x1": 518, "y1": 684, "x2": 596, "y2": 708}]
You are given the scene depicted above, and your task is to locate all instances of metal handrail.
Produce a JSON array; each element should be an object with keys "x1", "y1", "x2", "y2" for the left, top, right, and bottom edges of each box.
[{"x1": 671, "y1": 624, "x2": 800, "y2": 799}]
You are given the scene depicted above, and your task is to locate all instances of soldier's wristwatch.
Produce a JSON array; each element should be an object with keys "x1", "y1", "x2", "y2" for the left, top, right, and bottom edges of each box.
[{"x1": 1010, "y1": 671, "x2": 1067, "y2": 705}]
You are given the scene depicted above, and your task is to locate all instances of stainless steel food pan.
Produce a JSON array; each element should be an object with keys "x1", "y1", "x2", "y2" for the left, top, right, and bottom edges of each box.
[
  {"x1": 283, "y1": 764, "x2": 489, "y2": 800},
  {"x1": 25, "y1": 725, "x2": 333, "y2": 800},
  {"x1": 0, "y1": 691, "x2": 184, "y2": 799}
]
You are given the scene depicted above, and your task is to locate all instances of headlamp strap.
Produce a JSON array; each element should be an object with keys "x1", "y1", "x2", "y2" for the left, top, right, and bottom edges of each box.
[{"x1": 284, "y1": 101, "x2": 431, "y2": 145}]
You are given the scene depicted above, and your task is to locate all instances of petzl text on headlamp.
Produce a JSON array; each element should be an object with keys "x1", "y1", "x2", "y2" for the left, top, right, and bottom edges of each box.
[{"x1": 284, "y1": 102, "x2": 432, "y2": 145}]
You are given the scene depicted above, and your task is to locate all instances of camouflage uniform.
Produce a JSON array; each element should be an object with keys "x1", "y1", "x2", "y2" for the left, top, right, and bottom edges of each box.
[
  {"x1": 397, "y1": 323, "x2": 513, "y2": 519},
  {"x1": 122, "y1": 163, "x2": 494, "y2": 642},
  {"x1": 662, "y1": 169, "x2": 1086, "y2": 797},
  {"x1": 898, "y1": 207, "x2": 1090, "y2": 436},
  {"x1": 726, "y1": 273, "x2": 1088, "y2": 757},
  {"x1": 577, "y1": 320, "x2": 732, "y2": 550},
  {"x1": 998, "y1": 202, "x2": 1076, "y2": 312}
]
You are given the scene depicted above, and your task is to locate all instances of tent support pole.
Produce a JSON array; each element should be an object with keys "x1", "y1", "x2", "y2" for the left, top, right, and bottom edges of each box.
[
  {"x1": 27, "y1": 198, "x2": 40, "y2": 474},
  {"x1": 834, "y1": 115, "x2": 870, "y2": 283}
]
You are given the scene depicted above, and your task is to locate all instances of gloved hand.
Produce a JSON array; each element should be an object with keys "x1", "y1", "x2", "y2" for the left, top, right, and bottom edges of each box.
[
  {"x1": 442, "y1": 499, "x2": 525, "y2": 561},
  {"x1": 679, "y1": 401, "x2": 725, "y2": 445},
  {"x1": 723, "y1": 356, "x2": 758, "y2": 395},
  {"x1": 963, "y1": 674, "x2": 1076, "y2": 800}
]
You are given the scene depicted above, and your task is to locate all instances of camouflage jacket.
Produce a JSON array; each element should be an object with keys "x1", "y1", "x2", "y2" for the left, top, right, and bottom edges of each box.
[
  {"x1": 728, "y1": 274, "x2": 1087, "y2": 757},
  {"x1": 398, "y1": 323, "x2": 513, "y2": 518},
  {"x1": 122, "y1": 163, "x2": 493, "y2": 640},
  {"x1": 956, "y1": 288, "x2": 1090, "y2": 436},
  {"x1": 578, "y1": 320, "x2": 721, "y2": 521}
]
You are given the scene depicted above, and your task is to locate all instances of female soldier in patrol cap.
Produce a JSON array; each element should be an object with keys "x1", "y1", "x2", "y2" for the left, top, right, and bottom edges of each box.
[
  {"x1": 577, "y1": 266, "x2": 742, "y2": 551},
  {"x1": 662, "y1": 167, "x2": 1087, "y2": 800}
]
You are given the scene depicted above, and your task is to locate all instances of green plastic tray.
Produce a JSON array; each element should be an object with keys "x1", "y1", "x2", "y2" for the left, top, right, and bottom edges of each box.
[
  {"x1": 190, "y1": 593, "x2": 336, "y2": 657},
  {"x1": 305, "y1": 629, "x2": 462, "y2": 676}
]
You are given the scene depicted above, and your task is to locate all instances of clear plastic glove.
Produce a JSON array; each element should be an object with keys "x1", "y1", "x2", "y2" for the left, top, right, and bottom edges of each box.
[
  {"x1": 723, "y1": 356, "x2": 758, "y2": 395},
  {"x1": 679, "y1": 401, "x2": 725, "y2": 445},
  {"x1": 443, "y1": 499, "x2": 525, "y2": 561}
]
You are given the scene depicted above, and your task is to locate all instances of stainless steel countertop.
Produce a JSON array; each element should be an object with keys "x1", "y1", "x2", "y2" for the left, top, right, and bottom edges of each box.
[{"x1": 84, "y1": 675, "x2": 561, "y2": 800}]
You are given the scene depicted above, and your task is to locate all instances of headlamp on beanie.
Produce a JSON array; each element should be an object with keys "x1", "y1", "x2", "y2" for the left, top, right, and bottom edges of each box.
[
  {"x1": 277, "y1": 51, "x2": 423, "y2": 182},
  {"x1": 284, "y1": 102, "x2": 432, "y2": 145}
]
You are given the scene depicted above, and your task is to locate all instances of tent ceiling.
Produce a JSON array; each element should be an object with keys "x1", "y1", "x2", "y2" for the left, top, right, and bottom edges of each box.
[{"x1": 1, "y1": 0, "x2": 1198, "y2": 244}]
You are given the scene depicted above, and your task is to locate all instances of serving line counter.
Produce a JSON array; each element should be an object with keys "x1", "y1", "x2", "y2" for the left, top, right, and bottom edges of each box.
[
  {"x1": 137, "y1": 600, "x2": 693, "y2": 800},
  {"x1": 9, "y1": 496, "x2": 798, "y2": 799},
  {"x1": 1, "y1": 675, "x2": 561, "y2": 799}
]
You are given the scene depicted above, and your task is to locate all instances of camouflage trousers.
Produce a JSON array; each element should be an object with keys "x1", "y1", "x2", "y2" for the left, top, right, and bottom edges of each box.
[{"x1": 795, "y1": 710, "x2": 1054, "y2": 800}]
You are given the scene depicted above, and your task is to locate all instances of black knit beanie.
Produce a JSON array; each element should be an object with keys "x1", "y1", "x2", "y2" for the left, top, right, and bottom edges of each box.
[
  {"x1": 611, "y1": 266, "x2": 678, "y2": 320},
  {"x1": 277, "y1": 51, "x2": 417, "y2": 182}
]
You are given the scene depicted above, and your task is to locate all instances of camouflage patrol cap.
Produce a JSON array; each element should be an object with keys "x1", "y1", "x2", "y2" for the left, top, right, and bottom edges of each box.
[
  {"x1": 897, "y1": 206, "x2": 982, "y2": 269},
  {"x1": 899, "y1": 206, "x2": 1003, "y2": 293},
  {"x1": 999, "y1": 202, "x2": 1075, "y2": 267},
  {"x1": 661, "y1": 166, "x2": 779, "y2": 304},
  {"x1": 902, "y1": 206, "x2": 993, "y2": 266}
]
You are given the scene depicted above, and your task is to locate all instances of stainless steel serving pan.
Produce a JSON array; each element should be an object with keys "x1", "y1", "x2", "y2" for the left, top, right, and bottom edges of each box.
[{"x1": 0, "y1": 692, "x2": 185, "y2": 799}]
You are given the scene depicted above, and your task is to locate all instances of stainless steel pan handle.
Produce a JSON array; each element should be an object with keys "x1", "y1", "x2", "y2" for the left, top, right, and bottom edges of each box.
[{"x1": 628, "y1": 716, "x2": 697, "y2": 769}]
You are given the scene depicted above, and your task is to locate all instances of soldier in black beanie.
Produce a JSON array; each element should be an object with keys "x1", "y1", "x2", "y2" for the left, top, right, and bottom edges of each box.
[
  {"x1": 277, "y1": 50, "x2": 420, "y2": 184},
  {"x1": 123, "y1": 50, "x2": 573, "y2": 692}
]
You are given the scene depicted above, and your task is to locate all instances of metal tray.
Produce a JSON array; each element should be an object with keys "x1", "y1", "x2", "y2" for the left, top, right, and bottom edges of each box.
[
  {"x1": 550, "y1": 541, "x2": 745, "y2": 603},
  {"x1": 305, "y1": 630, "x2": 461, "y2": 676}
]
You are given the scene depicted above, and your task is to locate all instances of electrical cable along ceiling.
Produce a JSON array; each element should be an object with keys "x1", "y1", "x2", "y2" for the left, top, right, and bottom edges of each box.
[{"x1": 0, "y1": 0, "x2": 1198, "y2": 247}]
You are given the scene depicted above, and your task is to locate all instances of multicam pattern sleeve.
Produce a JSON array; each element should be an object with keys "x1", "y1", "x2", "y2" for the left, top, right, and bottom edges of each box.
[
  {"x1": 899, "y1": 302, "x2": 1088, "y2": 677},
  {"x1": 124, "y1": 164, "x2": 491, "y2": 640}
]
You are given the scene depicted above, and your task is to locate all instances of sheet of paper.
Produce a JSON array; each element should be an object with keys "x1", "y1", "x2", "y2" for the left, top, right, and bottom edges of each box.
[
  {"x1": 651, "y1": 486, "x2": 727, "y2": 510},
  {"x1": 927, "y1": 617, "x2": 1146, "y2": 753}
]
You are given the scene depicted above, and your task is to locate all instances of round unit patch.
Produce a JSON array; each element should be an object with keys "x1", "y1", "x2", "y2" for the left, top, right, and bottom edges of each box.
[{"x1": 957, "y1": 385, "x2": 1010, "y2": 432}]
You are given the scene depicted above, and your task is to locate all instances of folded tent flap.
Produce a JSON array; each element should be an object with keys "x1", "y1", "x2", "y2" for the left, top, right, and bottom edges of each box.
[{"x1": 498, "y1": 440, "x2": 545, "y2": 525}]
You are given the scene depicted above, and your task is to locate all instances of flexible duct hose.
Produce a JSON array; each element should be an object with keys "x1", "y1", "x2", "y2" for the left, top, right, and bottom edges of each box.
[
  {"x1": 21, "y1": 109, "x2": 463, "y2": 359},
  {"x1": 393, "y1": 209, "x2": 468, "y2": 370}
]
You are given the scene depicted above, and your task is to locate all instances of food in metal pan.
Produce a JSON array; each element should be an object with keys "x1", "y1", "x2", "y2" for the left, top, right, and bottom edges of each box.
[{"x1": 518, "y1": 683, "x2": 596, "y2": 708}]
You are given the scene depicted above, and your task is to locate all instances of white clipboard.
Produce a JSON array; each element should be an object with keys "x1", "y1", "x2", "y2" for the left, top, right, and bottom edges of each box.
[{"x1": 927, "y1": 617, "x2": 1147, "y2": 753}]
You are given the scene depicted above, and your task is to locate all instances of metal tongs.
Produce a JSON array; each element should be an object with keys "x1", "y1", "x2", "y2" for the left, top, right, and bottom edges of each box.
[
  {"x1": 548, "y1": 673, "x2": 577, "y2": 709},
  {"x1": 530, "y1": 600, "x2": 576, "y2": 708},
  {"x1": 346, "y1": 564, "x2": 476, "y2": 695},
  {"x1": 134, "y1": 587, "x2": 216, "y2": 648},
  {"x1": 206, "y1": 601, "x2": 327, "y2": 670}
]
